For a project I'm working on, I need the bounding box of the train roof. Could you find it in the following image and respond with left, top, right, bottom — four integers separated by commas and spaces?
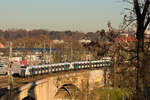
74, 60, 101, 63
102, 57, 111, 60
51, 62, 70, 66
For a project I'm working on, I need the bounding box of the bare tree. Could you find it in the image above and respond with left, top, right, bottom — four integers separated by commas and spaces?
122, 0, 150, 99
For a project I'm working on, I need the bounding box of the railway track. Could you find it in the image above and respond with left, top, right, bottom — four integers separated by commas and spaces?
0, 75, 8, 79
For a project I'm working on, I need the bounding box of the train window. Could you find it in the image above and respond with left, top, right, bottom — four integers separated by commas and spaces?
29, 69, 32, 72
56, 66, 59, 68
36, 68, 39, 71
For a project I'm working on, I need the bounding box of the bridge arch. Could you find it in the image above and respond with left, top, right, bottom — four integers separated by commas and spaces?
22, 96, 36, 100
55, 84, 81, 100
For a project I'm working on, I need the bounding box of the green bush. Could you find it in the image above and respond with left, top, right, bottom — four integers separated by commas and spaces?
97, 87, 130, 100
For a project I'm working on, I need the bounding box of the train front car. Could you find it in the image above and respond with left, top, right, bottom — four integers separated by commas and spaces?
19, 66, 27, 77
19, 65, 32, 77
102, 57, 112, 67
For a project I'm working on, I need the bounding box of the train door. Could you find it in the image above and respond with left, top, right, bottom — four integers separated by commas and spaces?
78, 63, 81, 69
59, 65, 61, 71
62, 64, 65, 71
74, 63, 78, 69
52, 65, 54, 72
54, 65, 57, 72
34, 66, 38, 75
31, 66, 35, 76
65, 64, 69, 70
48, 65, 51, 73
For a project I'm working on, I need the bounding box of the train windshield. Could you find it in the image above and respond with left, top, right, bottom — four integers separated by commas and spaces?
0, 64, 4, 67
21, 66, 27, 69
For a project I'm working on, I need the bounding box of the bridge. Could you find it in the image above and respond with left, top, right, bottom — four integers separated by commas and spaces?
0, 69, 109, 100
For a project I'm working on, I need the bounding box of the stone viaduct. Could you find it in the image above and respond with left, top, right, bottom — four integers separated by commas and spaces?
1, 69, 106, 100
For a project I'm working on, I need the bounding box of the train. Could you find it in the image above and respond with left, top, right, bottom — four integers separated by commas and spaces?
19, 58, 111, 77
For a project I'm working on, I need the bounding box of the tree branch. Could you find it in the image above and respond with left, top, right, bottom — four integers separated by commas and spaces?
144, 17, 150, 30
123, 0, 133, 4
133, 0, 142, 18
142, 0, 150, 18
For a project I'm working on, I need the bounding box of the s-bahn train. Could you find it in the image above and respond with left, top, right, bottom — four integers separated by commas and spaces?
19, 58, 111, 77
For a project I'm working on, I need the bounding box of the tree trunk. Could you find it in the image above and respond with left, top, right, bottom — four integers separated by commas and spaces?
136, 27, 145, 100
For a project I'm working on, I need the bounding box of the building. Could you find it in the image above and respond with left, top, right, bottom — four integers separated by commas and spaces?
0, 42, 5, 48
53, 40, 64, 44
79, 37, 91, 44
115, 32, 136, 43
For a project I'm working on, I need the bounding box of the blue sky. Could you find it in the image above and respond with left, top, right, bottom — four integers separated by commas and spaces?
0, 0, 126, 32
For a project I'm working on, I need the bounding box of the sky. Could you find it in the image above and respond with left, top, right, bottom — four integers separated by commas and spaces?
0, 0, 127, 32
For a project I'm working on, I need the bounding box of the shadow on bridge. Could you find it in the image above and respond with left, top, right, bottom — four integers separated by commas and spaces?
55, 84, 81, 100
22, 81, 36, 100
0, 81, 36, 100
0, 88, 8, 99
22, 96, 35, 100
